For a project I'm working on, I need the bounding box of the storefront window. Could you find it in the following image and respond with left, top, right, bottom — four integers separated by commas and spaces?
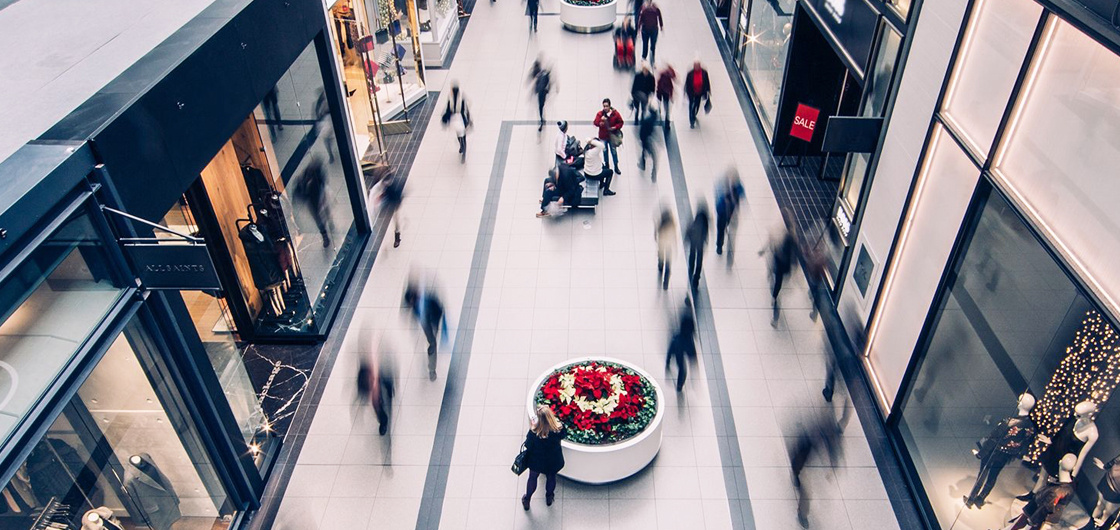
993, 17, 1120, 318
886, 0, 910, 20
416, 0, 453, 48
740, 0, 794, 134
0, 206, 126, 447
0, 316, 233, 529
158, 202, 272, 472
250, 41, 359, 335
328, 0, 426, 158
941, 0, 1041, 158
896, 186, 1120, 530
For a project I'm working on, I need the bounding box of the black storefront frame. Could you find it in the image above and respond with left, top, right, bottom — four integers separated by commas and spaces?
863, 3, 1120, 528
0, 181, 261, 521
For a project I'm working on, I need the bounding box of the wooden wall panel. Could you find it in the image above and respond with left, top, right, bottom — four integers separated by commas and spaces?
200, 139, 263, 318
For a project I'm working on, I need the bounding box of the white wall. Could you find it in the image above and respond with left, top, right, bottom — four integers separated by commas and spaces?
836, 0, 972, 409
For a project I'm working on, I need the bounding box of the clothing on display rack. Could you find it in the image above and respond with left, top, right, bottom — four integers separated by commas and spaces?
123, 454, 180, 530
31, 498, 73, 530
238, 222, 284, 289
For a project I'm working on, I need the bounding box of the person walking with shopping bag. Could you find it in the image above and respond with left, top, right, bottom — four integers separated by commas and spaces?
518, 405, 566, 510
441, 82, 472, 162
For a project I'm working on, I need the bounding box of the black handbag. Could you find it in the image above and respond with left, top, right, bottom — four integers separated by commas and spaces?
512, 442, 529, 475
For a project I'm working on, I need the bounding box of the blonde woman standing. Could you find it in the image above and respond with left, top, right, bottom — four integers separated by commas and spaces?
521, 405, 566, 510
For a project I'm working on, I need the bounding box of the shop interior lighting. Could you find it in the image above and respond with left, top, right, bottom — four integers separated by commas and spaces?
1028, 310, 1120, 461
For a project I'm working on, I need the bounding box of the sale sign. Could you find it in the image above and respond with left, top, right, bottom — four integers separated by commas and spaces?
790, 103, 820, 143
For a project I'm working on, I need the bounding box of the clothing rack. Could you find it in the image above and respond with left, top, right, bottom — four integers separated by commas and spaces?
31, 498, 71, 530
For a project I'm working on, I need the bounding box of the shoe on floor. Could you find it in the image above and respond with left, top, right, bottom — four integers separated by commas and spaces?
546, 493, 554, 506
603, 189, 617, 196
429, 370, 437, 381
522, 495, 530, 511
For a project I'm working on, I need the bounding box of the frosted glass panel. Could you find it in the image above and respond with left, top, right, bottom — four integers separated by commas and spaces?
995, 19, 1120, 317
868, 126, 980, 407
941, 0, 1041, 157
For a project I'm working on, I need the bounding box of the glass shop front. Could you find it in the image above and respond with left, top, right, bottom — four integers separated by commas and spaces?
888, 7, 1120, 529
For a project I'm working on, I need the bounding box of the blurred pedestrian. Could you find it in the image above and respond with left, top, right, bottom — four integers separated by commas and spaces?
714, 168, 745, 263
369, 351, 397, 435
665, 301, 697, 391
594, 98, 624, 177
614, 17, 637, 70
378, 169, 405, 248
637, 107, 660, 181
655, 206, 676, 290
804, 240, 827, 321
638, 0, 663, 64
528, 60, 553, 131
686, 203, 711, 288
760, 216, 797, 326
293, 156, 334, 248
403, 278, 447, 380
684, 61, 711, 128
656, 64, 676, 128
441, 83, 472, 162
313, 90, 337, 163
631, 63, 655, 120
630, 0, 644, 26
521, 405, 566, 510
526, 0, 539, 32
788, 406, 846, 528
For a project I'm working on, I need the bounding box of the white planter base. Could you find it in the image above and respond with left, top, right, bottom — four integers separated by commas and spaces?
560, 0, 617, 33
528, 358, 664, 484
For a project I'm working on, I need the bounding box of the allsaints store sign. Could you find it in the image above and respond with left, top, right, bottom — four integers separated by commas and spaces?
124, 245, 222, 290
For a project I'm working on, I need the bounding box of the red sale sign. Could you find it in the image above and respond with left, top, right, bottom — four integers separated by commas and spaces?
790, 103, 820, 142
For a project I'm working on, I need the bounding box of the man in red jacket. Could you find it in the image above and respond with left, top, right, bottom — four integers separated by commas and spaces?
594, 98, 625, 194
684, 61, 711, 129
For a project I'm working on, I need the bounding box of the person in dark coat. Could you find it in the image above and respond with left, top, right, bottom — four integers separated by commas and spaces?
631, 64, 656, 120
294, 156, 334, 248
714, 169, 745, 261
686, 203, 711, 288
684, 61, 711, 128
638, 1, 663, 64
666, 301, 697, 391
403, 279, 446, 380
379, 171, 405, 248
760, 217, 798, 326
521, 405, 567, 510
656, 64, 676, 127
526, 0, 540, 32
637, 108, 660, 181
537, 176, 561, 218
554, 165, 583, 208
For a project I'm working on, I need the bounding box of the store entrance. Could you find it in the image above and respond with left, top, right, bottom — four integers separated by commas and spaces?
774, 5, 863, 170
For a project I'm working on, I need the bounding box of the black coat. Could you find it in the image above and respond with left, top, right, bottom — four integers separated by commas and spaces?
524, 427, 566, 475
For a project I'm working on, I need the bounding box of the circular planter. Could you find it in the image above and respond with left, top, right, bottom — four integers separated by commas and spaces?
527, 357, 664, 484
560, 0, 617, 33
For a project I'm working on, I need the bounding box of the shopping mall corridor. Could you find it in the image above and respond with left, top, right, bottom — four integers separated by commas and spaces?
268, 0, 904, 528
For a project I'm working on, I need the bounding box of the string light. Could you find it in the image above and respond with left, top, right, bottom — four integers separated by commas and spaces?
1027, 310, 1120, 461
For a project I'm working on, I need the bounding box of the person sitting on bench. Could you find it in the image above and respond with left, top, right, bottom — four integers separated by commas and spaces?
583, 137, 607, 181
537, 176, 562, 218
555, 164, 584, 207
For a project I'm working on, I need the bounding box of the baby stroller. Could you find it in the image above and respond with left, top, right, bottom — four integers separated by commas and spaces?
613, 23, 636, 70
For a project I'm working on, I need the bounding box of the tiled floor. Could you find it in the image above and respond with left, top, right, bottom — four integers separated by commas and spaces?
273, 0, 905, 527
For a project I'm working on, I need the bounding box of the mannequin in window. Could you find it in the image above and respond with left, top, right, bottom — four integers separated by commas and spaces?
1080, 454, 1120, 530
1003, 453, 1077, 530
1020, 401, 1098, 500
964, 392, 1036, 508
123, 454, 180, 530
82, 507, 124, 530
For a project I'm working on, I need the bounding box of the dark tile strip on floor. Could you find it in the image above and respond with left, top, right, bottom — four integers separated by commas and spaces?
664, 127, 756, 530
242, 94, 442, 530
413, 120, 527, 530
695, 0, 925, 527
